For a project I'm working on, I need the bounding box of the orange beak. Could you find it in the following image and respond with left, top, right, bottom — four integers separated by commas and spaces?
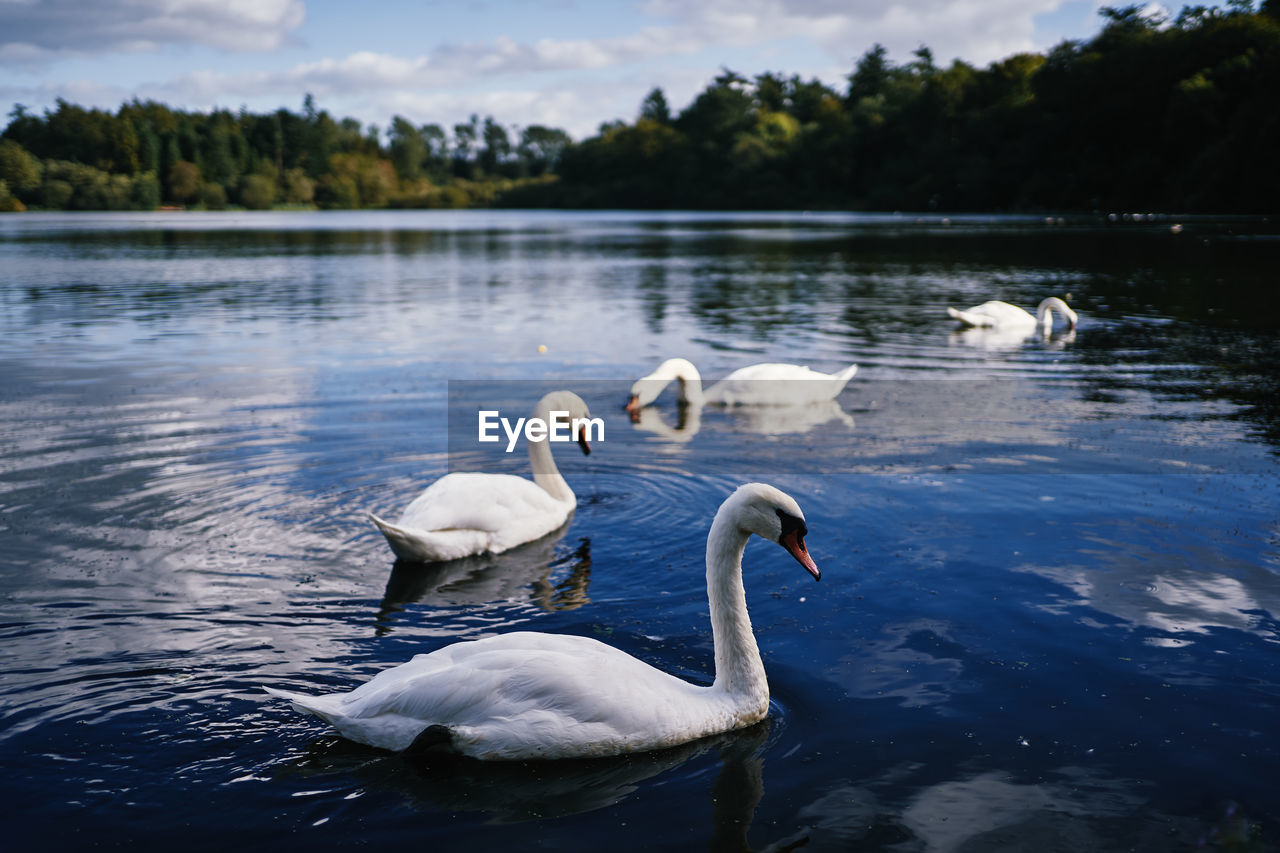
781, 529, 820, 581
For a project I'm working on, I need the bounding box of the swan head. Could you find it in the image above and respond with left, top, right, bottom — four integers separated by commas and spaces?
1036, 297, 1078, 330
535, 390, 594, 455
724, 483, 820, 581
625, 358, 701, 415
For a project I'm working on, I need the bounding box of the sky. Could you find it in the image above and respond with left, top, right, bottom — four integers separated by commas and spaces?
0, 0, 1232, 140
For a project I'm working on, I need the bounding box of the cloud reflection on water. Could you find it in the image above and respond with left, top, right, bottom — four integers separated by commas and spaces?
1017, 523, 1280, 645
826, 619, 970, 709
768, 764, 1197, 853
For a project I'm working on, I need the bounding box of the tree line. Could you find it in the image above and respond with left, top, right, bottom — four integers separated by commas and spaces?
0, 94, 571, 212
2, 2, 1277, 213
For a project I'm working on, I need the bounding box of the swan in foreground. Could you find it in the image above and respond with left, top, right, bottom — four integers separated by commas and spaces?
946, 297, 1078, 332
369, 390, 592, 563
266, 483, 820, 760
625, 358, 858, 413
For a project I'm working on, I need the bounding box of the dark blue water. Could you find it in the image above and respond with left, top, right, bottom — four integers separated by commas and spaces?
1, 210, 1278, 850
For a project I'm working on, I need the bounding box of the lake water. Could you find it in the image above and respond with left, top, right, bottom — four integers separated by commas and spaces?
1, 210, 1278, 851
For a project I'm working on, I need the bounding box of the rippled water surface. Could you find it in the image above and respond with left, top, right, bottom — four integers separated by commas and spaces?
2, 210, 1278, 851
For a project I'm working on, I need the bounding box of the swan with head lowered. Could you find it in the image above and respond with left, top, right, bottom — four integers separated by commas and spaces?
369, 390, 592, 563
266, 483, 820, 760
625, 358, 858, 413
946, 297, 1078, 333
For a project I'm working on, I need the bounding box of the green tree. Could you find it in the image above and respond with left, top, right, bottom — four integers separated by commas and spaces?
388, 116, 424, 182
847, 44, 891, 104
129, 171, 160, 209
0, 179, 22, 212
517, 125, 572, 176
452, 115, 479, 178
282, 167, 315, 204
197, 182, 227, 209
0, 139, 42, 200
238, 172, 277, 209
639, 87, 671, 123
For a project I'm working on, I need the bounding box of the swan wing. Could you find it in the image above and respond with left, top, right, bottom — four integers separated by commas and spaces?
398, 473, 566, 531
708, 362, 858, 405
371, 473, 573, 561
948, 301, 1034, 329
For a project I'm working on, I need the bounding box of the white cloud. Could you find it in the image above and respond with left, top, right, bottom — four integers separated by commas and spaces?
641, 0, 1071, 67
0, 0, 305, 66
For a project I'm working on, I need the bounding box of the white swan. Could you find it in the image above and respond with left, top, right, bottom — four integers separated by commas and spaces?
266, 483, 820, 760
946, 297, 1078, 332
369, 390, 592, 563
625, 358, 858, 412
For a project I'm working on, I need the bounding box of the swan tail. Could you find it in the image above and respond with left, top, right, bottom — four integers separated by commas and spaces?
948, 306, 993, 327
262, 687, 346, 725
835, 363, 859, 383
265, 686, 434, 752
369, 512, 489, 562
369, 512, 444, 562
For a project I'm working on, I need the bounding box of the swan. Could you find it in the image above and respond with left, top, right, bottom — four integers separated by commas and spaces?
625, 357, 858, 412
946, 297, 1078, 332
266, 483, 820, 760
369, 390, 592, 563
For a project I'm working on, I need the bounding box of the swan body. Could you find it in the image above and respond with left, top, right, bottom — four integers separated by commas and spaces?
626, 358, 858, 411
947, 297, 1078, 332
370, 390, 592, 562
267, 483, 820, 760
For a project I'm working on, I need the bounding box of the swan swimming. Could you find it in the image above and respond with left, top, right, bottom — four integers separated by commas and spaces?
946, 297, 1078, 332
369, 390, 592, 563
266, 483, 820, 760
625, 357, 858, 412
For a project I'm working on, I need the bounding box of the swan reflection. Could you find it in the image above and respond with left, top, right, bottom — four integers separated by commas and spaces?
279, 719, 770, 827
630, 401, 703, 442
377, 526, 592, 633
630, 398, 853, 443
949, 325, 1077, 351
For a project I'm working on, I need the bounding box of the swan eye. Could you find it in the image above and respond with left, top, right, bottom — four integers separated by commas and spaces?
774, 508, 807, 542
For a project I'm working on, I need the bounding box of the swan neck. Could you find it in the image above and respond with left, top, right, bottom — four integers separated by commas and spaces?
706, 509, 766, 699
528, 400, 573, 503
678, 372, 705, 406
1036, 297, 1075, 330
657, 359, 703, 405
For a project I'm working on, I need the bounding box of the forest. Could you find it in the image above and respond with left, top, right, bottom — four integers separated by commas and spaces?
1, 2, 1277, 214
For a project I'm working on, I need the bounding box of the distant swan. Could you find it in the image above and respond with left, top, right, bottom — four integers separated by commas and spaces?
947, 297, 1078, 332
266, 483, 820, 760
625, 358, 858, 412
369, 390, 592, 563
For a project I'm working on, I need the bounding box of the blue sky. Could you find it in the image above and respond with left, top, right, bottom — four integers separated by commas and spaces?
0, 1, 1232, 139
